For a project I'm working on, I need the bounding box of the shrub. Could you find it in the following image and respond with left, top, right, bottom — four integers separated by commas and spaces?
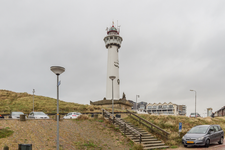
77, 115, 89, 120
133, 144, 144, 150
0, 128, 14, 139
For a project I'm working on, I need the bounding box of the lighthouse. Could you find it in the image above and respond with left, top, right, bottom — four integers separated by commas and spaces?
90, 23, 132, 110
104, 23, 123, 100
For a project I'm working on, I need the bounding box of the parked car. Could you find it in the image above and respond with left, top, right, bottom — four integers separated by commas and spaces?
63, 112, 81, 119
189, 113, 201, 117
0, 114, 3, 118
182, 125, 224, 147
28, 112, 49, 119
11, 112, 25, 119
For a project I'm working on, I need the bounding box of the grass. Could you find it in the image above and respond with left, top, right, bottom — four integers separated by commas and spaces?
124, 114, 225, 148
0, 90, 126, 114
0, 128, 14, 139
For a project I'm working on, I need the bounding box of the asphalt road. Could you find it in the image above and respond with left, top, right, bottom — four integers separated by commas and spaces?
167, 139, 225, 150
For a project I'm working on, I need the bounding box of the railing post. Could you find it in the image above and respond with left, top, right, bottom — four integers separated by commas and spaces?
140, 134, 142, 144
113, 116, 115, 124
102, 109, 104, 120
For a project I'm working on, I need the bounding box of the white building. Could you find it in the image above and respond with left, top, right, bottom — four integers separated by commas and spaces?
146, 102, 186, 116
104, 23, 123, 100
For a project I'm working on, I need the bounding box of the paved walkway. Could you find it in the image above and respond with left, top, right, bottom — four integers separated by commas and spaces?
167, 139, 225, 150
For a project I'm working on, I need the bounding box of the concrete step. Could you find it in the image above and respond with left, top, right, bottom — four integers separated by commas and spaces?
132, 138, 157, 141
141, 141, 162, 144
120, 117, 169, 150
132, 136, 156, 140
143, 143, 165, 147
143, 145, 169, 150
126, 134, 154, 138
125, 134, 154, 138
132, 139, 162, 144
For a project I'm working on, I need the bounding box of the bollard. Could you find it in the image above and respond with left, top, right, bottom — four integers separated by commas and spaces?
91, 113, 94, 117
20, 115, 26, 121
3, 146, 9, 150
116, 114, 121, 118
18, 144, 32, 150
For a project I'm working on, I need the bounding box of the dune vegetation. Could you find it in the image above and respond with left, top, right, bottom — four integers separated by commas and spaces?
125, 114, 225, 147
0, 90, 122, 114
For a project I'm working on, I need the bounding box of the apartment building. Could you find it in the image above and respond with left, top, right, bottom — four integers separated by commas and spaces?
146, 102, 186, 116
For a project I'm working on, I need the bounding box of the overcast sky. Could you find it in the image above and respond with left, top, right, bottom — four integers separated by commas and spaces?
1, 0, 225, 117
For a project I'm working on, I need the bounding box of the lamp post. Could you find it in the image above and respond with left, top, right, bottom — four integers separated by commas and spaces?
50, 66, 65, 150
109, 76, 116, 116
190, 89, 197, 118
136, 95, 140, 111
33, 89, 35, 113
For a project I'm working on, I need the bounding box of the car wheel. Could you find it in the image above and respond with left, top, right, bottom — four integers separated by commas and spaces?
205, 139, 210, 147
70, 117, 72, 119
184, 145, 187, 147
218, 137, 224, 144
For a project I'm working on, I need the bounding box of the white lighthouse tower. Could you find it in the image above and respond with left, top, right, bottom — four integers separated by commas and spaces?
104, 23, 123, 100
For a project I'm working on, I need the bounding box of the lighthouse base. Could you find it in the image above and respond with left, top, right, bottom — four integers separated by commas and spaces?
90, 97, 133, 110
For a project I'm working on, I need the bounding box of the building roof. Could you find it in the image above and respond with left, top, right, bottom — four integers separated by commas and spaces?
109, 26, 117, 31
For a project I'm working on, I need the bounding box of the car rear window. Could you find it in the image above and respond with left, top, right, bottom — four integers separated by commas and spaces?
216, 126, 222, 131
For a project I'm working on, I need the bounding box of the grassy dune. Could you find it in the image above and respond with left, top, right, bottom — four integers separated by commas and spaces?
0, 90, 121, 114
125, 114, 225, 147
0, 116, 141, 150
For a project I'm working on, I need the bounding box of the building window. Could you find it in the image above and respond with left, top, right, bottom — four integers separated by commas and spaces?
169, 105, 173, 108
147, 106, 152, 110
158, 105, 162, 109
110, 37, 113, 39
115, 37, 117, 39
163, 105, 167, 108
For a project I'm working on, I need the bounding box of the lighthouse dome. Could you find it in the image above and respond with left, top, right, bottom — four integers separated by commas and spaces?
107, 26, 118, 35
109, 26, 117, 31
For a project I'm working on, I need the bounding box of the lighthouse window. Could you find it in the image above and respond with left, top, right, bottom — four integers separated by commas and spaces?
110, 37, 113, 39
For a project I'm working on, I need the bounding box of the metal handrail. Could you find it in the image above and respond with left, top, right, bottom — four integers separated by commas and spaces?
102, 109, 142, 143
126, 109, 170, 140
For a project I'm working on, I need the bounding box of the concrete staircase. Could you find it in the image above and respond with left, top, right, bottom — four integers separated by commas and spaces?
118, 119, 169, 150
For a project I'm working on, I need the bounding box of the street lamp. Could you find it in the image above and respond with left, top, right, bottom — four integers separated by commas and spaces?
50, 66, 65, 150
109, 76, 116, 116
136, 95, 140, 111
33, 89, 35, 113
190, 89, 197, 118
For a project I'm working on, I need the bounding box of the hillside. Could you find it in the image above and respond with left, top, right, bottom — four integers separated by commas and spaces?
124, 114, 225, 147
0, 90, 120, 114
0, 117, 138, 150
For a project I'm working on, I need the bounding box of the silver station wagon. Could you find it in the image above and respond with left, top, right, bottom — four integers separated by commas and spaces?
182, 125, 224, 147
